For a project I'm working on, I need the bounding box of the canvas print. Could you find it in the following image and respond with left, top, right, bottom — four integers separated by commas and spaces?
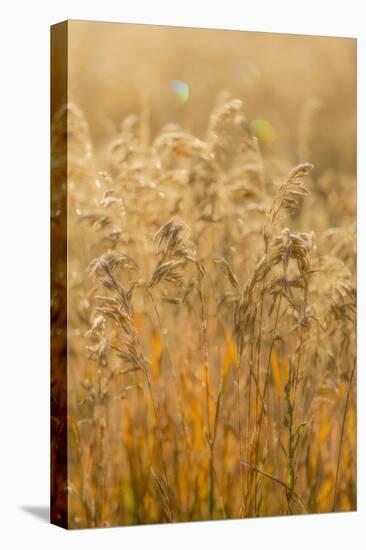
51, 20, 356, 529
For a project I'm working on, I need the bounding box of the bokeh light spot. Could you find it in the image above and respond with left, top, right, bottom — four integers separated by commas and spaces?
170, 80, 189, 104
250, 118, 277, 145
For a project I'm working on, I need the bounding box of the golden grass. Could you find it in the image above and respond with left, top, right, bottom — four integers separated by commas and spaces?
51, 24, 356, 528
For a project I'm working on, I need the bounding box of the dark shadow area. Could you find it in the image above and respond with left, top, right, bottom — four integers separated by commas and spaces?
20, 505, 50, 523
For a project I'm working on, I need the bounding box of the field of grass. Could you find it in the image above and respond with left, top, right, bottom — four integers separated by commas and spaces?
51, 21, 356, 528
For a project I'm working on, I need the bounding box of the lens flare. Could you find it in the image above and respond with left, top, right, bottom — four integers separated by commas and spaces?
170, 80, 189, 104
250, 119, 277, 145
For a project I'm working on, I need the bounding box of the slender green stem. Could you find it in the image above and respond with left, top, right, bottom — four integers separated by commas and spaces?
255, 290, 284, 463
247, 319, 256, 463
143, 368, 174, 521
197, 266, 214, 518
255, 287, 265, 425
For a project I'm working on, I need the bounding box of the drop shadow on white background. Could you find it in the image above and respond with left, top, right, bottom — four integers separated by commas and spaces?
20, 506, 50, 524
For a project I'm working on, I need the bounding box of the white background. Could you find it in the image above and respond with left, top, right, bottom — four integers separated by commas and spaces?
0, 0, 364, 548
